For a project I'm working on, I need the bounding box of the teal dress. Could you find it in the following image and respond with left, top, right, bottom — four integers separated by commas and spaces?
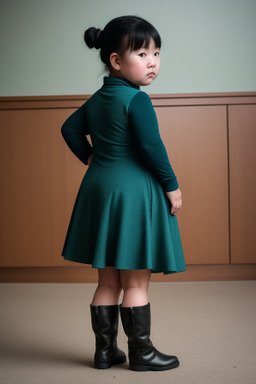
61, 77, 186, 274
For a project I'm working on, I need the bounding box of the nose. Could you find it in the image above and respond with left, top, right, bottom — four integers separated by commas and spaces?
147, 55, 156, 68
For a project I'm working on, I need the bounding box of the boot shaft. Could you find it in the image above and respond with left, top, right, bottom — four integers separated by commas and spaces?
90, 304, 126, 369
90, 305, 119, 336
120, 303, 153, 349
90, 305, 119, 350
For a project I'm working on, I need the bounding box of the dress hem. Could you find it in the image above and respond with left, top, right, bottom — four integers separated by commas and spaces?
62, 255, 186, 275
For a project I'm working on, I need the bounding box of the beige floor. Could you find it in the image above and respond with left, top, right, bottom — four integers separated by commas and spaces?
0, 281, 256, 384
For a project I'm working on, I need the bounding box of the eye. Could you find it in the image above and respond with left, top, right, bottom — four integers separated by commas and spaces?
154, 52, 160, 57
138, 53, 146, 58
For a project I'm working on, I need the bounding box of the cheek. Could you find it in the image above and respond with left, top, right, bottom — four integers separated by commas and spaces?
156, 60, 161, 74
137, 60, 147, 71
130, 62, 144, 76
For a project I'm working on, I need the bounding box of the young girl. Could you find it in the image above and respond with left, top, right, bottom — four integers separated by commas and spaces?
61, 15, 186, 372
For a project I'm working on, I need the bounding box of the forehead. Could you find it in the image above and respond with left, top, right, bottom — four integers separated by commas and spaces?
126, 27, 161, 51
133, 38, 159, 51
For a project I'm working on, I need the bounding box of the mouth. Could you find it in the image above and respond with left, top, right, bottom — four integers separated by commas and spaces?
147, 72, 155, 77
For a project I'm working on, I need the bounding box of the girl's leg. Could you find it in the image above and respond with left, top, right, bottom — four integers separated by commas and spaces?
91, 267, 122, 306
90, 267, 125, 369
119, 269, 179, 371
120, 269, 151, 307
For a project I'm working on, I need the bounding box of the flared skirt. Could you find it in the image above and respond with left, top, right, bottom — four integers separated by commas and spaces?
61, 160, 186, 274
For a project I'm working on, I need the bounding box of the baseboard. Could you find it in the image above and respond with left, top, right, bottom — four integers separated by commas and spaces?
0, 264, 255, 283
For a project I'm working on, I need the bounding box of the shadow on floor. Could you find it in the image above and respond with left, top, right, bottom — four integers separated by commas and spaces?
0, 339, 95, 368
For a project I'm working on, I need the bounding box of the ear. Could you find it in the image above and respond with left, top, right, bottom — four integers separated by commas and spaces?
109, 52, 121, 71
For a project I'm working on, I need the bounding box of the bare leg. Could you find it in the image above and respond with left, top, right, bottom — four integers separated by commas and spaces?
91, 267, 122, 306
120, 269, 151, 307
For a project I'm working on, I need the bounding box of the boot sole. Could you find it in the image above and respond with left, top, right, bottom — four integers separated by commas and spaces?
94, 356, 126, 369
129, 360, 179, 372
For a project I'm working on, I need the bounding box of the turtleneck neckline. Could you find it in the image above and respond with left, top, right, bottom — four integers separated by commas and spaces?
103, 76, 140, 90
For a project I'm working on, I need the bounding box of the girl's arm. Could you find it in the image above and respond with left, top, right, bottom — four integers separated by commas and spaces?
129, 91, 178, 192
128, 91, 181, 214
61, 102, 93, 165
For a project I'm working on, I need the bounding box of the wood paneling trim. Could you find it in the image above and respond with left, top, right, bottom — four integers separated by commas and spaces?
0, 265, 255, 283
229, 105, 256, 263
0, 92, 256, 110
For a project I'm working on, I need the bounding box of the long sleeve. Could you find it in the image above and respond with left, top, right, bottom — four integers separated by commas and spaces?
128, 91, 179, 192
61, 101, 93, 165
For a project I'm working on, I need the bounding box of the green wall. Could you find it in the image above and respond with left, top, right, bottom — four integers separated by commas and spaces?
0, 0, 255, 96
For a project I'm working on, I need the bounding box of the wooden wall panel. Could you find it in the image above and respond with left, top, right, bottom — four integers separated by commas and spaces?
229, 105, 256, 263
156, 106, 229, 264
0, 92, 256, 281
0, 108, 86, 266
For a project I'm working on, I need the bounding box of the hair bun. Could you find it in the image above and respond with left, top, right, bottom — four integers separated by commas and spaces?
84, 27, 102, 49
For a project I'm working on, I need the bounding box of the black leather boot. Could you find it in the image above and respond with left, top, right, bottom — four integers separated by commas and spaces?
90, 304, 126, 369
120, 303, 179, 371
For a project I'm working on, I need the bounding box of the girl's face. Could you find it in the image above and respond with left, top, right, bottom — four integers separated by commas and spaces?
111, 38, 161, 87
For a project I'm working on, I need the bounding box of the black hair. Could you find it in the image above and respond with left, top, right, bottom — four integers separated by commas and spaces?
84, 16, 161, 68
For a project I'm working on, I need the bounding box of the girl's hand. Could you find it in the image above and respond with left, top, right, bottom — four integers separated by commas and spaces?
166, 188, 182, 215
87, 153, 93, 165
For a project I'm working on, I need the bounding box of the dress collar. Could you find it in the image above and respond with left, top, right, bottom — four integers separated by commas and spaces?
103, 76, 140, 90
